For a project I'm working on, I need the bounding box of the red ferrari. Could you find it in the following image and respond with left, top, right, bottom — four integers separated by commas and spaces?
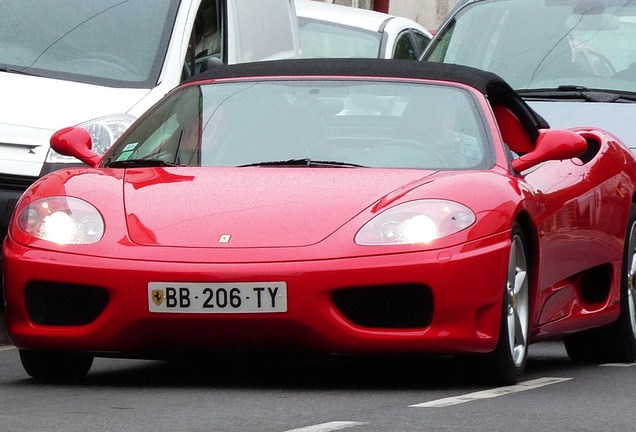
4, 59, 636, 384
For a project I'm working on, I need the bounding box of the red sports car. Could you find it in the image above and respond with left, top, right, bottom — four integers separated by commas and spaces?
4, 59, 636, 384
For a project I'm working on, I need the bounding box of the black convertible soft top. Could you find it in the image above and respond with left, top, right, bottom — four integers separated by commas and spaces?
189, 58, 550, 133
193, 58, 504, 94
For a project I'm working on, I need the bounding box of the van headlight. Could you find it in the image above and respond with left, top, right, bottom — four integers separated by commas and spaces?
45, 114, 136, 165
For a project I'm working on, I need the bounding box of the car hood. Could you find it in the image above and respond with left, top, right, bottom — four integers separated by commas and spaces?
123, 168, 436, 248
527, 100, 636, 153
0, 72, 149, 131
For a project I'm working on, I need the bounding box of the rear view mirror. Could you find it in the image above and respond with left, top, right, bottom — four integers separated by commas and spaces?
512, 129, 587, 172
50, 127, 101, 168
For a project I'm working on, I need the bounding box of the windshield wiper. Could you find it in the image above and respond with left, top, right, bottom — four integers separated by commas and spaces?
106, 159, 182, 168
239, 158, 365, 168
517, 86, 636, 103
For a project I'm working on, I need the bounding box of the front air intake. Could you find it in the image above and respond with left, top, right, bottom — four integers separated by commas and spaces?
332, 284, 433, 329
25, 282, 109, 326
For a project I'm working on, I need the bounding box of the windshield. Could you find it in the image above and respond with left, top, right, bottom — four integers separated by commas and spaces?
425, 0, 636, 94
0, 0, 179, 88
105, 79, 492, 170
298, 17, 383, 58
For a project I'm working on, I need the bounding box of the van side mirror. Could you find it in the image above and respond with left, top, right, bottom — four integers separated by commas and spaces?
512, 129, 587, 172
50, 127, 101, 168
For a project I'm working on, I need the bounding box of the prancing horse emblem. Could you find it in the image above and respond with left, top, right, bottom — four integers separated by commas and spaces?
151, 289, 164, 306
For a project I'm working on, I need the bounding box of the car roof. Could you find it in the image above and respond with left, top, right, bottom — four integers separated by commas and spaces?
295, 0, 403, 32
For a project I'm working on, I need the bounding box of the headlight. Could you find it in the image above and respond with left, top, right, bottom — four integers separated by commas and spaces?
46, 114, 136, 164
355, 200, 476, 246
17, 196, 105, 245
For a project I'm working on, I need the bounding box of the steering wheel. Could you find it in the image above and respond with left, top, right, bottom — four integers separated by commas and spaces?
375, 138, 445, 167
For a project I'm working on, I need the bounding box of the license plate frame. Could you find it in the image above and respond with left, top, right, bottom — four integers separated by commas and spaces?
148, 282, 287, 314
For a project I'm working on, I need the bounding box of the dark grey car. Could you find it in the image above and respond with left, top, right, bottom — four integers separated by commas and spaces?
422, 0, 636, 152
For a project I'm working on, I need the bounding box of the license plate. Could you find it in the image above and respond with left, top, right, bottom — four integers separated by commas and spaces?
148, 282, 287, 313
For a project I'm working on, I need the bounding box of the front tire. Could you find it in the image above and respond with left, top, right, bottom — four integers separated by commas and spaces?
19, 349, 94, 382
466, 223, 530, 385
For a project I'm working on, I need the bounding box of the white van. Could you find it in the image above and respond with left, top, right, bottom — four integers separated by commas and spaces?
295, 0, 432, 60
0, 0, 300, 242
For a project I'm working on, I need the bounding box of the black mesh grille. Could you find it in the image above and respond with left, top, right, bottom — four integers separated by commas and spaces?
0, 173, 37, 191
25, 282, 109, 326
332, 284, 433, 329
578, 138, 601, 164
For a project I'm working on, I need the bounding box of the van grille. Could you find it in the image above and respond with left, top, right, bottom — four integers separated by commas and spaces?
0, 173, 37, 191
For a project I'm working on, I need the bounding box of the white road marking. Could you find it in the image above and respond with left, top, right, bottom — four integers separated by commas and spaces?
600, 363, 636, 367
284, 421, 367, 432
410, 377, 572, 408
0, 345, 15, 352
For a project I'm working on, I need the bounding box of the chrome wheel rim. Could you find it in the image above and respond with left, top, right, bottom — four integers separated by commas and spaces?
627, 221, 636, 337
507, 234, 529, 367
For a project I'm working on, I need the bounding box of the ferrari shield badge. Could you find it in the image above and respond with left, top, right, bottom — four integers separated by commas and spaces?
151, 289, 164, 306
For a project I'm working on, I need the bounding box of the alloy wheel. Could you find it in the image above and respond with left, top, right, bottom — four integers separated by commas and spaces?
506, 234, 529, 368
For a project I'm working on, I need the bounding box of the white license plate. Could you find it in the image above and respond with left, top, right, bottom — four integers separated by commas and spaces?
148, 282, 287, 313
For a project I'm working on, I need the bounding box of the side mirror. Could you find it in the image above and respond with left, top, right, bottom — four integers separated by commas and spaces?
511, 129, 587, 172
50, 127, 101, 168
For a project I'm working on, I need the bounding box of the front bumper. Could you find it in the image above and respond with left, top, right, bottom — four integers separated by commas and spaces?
3, 231, 510, 356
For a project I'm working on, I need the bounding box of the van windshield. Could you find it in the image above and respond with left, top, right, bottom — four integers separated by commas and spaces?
0, 0, 179, 88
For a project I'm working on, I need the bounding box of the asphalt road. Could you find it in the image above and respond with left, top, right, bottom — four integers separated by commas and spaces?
2, 340, 636, 431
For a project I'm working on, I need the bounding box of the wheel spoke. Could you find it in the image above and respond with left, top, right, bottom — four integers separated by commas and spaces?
628, 225, 636, 336
507, 243, 518, 283
514, 308, 527, 346
514, 270, 527, 296
627, 228, 636, 336
628, 287, 636, 335
507, 306, 516, 351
